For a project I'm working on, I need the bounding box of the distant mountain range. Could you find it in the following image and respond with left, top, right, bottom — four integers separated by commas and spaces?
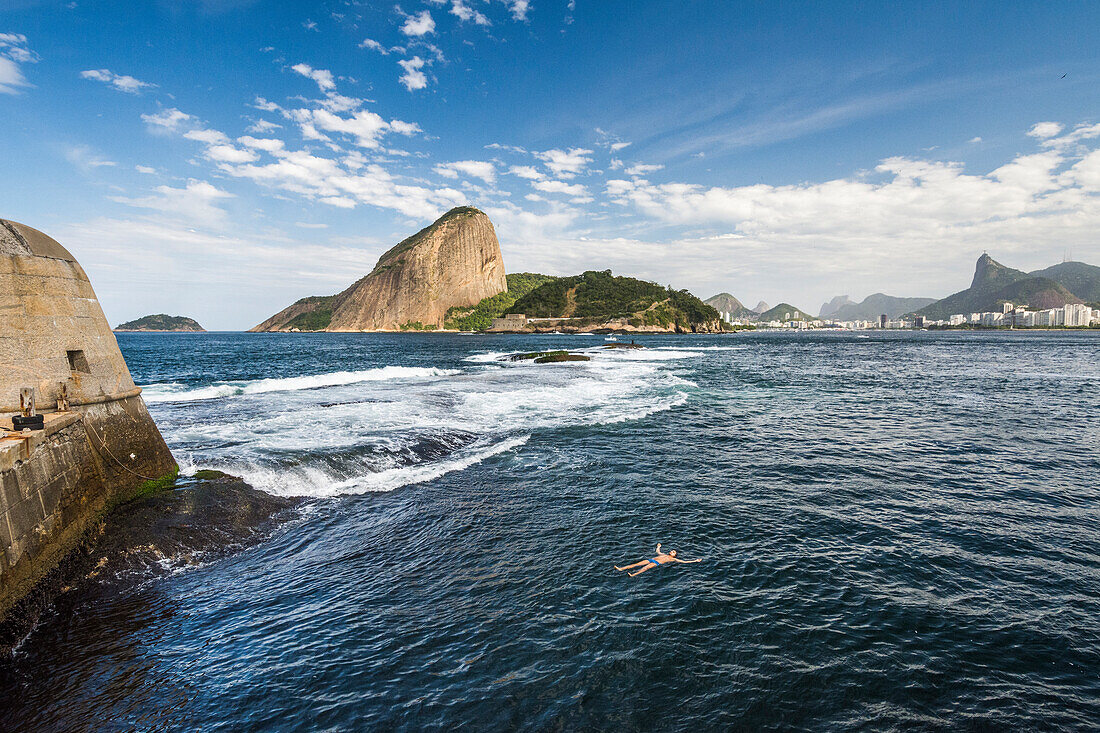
916, 255, 1100, 320
820, 293, 937, 321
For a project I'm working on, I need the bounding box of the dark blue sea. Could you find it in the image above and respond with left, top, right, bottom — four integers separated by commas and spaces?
3, 331, 1099, 731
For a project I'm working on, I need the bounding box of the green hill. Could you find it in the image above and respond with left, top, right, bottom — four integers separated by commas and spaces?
115, 314, 205, 332
756, 303, 813, 322
1029, 261, 1100, 303
444, 272, 556, 331
511, 270, 721, 330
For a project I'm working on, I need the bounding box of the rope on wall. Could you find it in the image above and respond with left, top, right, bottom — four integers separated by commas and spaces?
83, 418, 164, 482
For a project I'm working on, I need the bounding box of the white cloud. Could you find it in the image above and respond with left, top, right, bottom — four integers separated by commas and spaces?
505, 0, 530, 21
508, 165, 543, 180
401, 10, 436, 36
204, 144, 259, 163
398, 56, 428, 91
253, 97, 282, 113
1042, 122, 1100, 151
625, 163, 664, 176
388, 119, 421, 136
969, 136, 982, 144
216, 145, 467, 219
535, 147, 593, 178
111, 179, 234, 225
288, 107, 418, 149
0, 33, 38, 94
142, 108, 196, 132
79, 68, 155, 94
183, 128, 230, 145
238, 135, 285, 152
65, 145, 117, 171
434, 159, 496, 182
534, 179, 587, 196
1027, 121, 1064, 139
359, 38, 388, 54
611, 142, 631, 151
291, 63, 335, 91
135, 165, 157, 174
247, 119, 282, 133
451, 0, 490, 25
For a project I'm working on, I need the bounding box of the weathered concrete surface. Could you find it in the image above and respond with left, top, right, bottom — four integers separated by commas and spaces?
0, 219, 177, 623
252, 206, 507, 331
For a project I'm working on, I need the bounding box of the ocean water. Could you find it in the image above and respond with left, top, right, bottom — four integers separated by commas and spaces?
2, 330, 1099, 731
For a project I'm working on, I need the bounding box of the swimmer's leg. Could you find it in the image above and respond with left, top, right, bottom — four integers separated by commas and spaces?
615, 561, 648, 571
628, 563, 656, 577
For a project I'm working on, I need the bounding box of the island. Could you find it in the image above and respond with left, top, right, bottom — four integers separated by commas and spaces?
114, 314, 205, 332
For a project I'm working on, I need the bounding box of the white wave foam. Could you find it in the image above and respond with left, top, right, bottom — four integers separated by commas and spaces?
143, 366, 459, 403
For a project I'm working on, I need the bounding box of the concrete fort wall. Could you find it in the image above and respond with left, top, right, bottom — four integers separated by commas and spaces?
0, 219, 177, 623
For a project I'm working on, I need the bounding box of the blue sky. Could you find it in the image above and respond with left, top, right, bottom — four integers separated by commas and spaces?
2, 0, 1099, 328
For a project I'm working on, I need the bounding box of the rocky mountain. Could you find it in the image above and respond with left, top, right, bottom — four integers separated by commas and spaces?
824, 293, 937, 321
252, 207, 507, 332
756, 303, 814, 322
819, 295, 853, 318
704, 292, 756, 319
115, 314, 205, 332
917, 254, 1095, 320
752, 301, 770, 314
505, 270, 724, 333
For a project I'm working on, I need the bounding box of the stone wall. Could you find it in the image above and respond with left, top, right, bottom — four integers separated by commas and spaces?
0, 219, 177, 622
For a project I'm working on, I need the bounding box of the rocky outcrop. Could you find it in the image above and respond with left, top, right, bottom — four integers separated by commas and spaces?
253, 207, 507, 332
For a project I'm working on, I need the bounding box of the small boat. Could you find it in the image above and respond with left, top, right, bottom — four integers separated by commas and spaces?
605, 336, 618, 342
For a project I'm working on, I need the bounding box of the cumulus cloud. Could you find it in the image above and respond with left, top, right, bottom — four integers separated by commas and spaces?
625, 163, 664, 177
142, 107, 197, 132
0, 32, 38, 94
534, 179, 587, 196
401, 10, 435, 36
505, 0, 530, 21
509, 165, 543, 180
1027, 121, 1064, 139
450, 0, 490, 25
398, 56, 428, 91
247, 118, 282, 133
535, 147, 593, 178
80, 68, 155, 94
359, 38, 388, 54
111, 179, 234, 225
289, 107, 420, 149
291, 62, 335, 91
434, 159, 496, 182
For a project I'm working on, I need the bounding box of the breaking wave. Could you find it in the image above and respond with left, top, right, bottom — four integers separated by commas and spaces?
142, 366, 459, 403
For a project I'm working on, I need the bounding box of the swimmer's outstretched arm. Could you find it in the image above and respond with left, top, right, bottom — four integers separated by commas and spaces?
655, 543, 662, 554
674, 558, 702, 563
